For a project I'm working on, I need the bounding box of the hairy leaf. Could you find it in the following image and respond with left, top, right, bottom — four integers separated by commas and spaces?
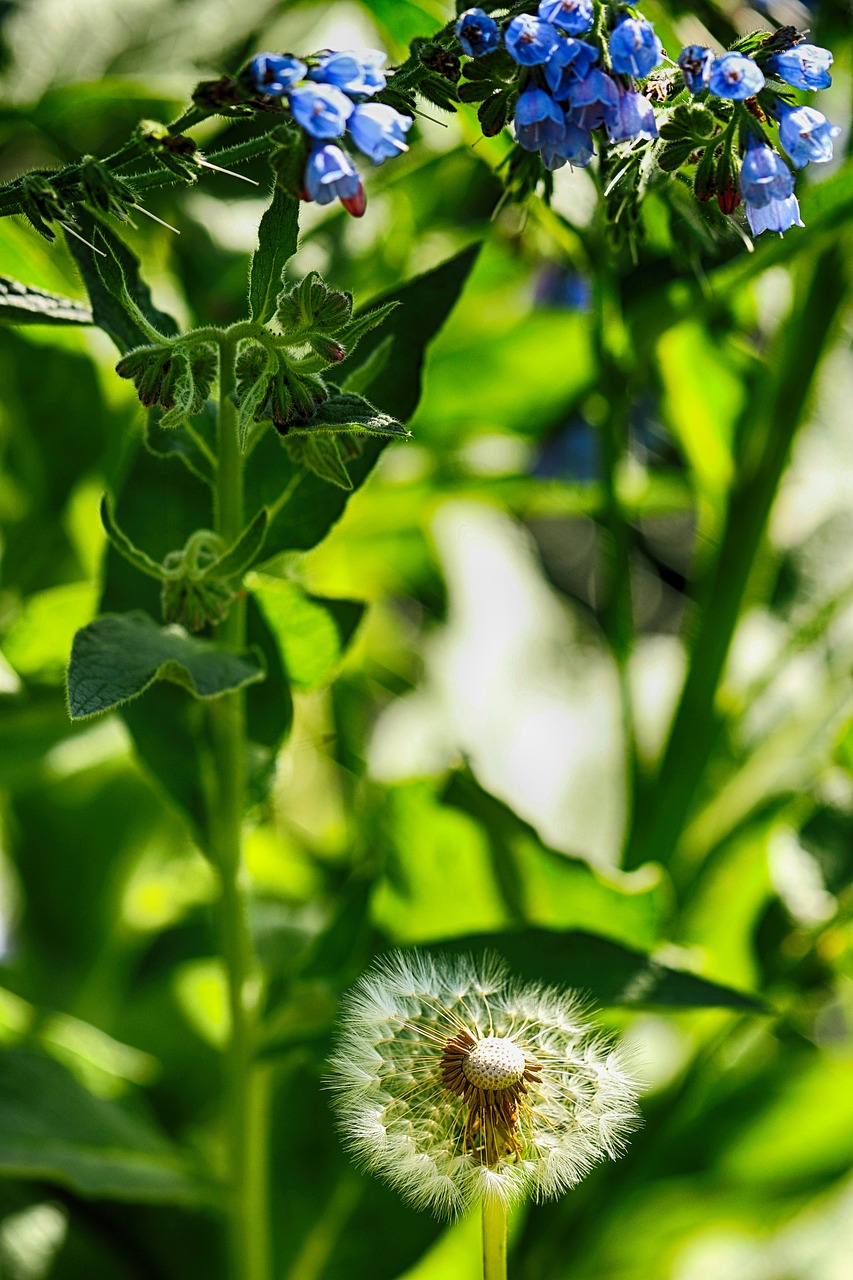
249, 184, 300, 325
0, 275, 92, 325
67, 611, 265, 720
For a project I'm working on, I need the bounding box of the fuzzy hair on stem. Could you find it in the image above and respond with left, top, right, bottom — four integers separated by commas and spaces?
327, 950, 642, 1218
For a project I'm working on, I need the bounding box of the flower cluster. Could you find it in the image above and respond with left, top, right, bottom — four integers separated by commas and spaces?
246, 49, 413, 216
675, 37, 838, 236
328, 951, 640, 1217
456, 3, 664, 175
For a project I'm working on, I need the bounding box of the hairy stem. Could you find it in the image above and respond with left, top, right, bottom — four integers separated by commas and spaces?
483, 1198, 508, 1280
211, 333, 271, 1280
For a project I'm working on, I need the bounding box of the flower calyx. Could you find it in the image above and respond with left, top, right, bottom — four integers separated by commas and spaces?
116, 339, 217, 428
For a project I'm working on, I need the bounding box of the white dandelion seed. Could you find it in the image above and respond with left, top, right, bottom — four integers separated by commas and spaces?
327, 950, 642, 1219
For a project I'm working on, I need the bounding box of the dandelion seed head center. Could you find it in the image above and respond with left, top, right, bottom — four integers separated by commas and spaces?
462, 1036, 526, 1090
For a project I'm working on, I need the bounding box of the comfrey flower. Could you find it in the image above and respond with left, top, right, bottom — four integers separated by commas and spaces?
607, 89, 658, 144
247, 52, 307, 96
515, 87, 566, 151
765, 44, 833, 92
678, 45, 713, 94
608, 16, 663, 80
289, 82, 353, 138
545, 38, 599, 100
348, 103, 412, 162
541, 121, 595, 170
505, 14, 560, 66
775, 102, 840, 168
746, 193, 803, 237
328, 951, 641, 1217
739, 135, 793, 208
708, 52, 765, 100
567, 67, 620, 128
456, 8, 501, 58
538, 0, 594, 35
309, 49, 386, 96
305, 143, 363, 209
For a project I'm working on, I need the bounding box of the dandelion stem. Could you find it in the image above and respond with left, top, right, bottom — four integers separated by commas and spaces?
482, 1198, 508, 1280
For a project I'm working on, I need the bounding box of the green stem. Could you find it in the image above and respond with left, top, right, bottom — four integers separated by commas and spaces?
483, 1199, 508, 1280
211, 333, 271, 1280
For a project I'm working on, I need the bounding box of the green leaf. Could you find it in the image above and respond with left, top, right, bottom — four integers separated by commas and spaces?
100, 496, 165, 581
248, 184, 300, 325
291, 390, 407, 439
210, 507, 269, 579
0, 275, 92, 325
248, 574, 364, 691
0, 1048, 214, 1205
64, 215, 178, 353
341, 333, 393, 396
336, 301, 399, 363
285, 434, 354, 490
430, 928, 766, 1010
328, 243, 481, 422
67, 611, 265, 720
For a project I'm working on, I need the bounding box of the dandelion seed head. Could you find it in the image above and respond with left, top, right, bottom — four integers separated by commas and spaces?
328, 950, 642, 1217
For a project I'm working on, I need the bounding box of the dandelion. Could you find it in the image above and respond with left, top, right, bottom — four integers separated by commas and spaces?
328, 951, 641, 1278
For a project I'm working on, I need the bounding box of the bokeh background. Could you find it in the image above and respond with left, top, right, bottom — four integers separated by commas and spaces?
1, 0, 853, 1277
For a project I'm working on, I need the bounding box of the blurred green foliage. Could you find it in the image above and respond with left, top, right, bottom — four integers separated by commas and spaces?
1, 1, 853, 1278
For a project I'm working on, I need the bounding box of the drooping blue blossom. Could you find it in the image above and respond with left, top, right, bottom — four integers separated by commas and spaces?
538, 0, 594, 35
305, 143, 362, 205
348, 103, 413, 162
455, 8, 501, 58
608, 16, 663, 79
514, 86, 566, 150
765, 44, 833, 91
606, 89, 658, 143
775, 102, 840, 168
739, 135, 793, 207
505, 14, 560, 65
541, 120, 595, 169
289, 82, 354, 137
544, 37, 599, 99
247, 52, 307, 96
745, 192, 803, 236
708, 52, 765, 100
567, 67, 620, 129
677, 45, 713, 94
309, 49, 386, 96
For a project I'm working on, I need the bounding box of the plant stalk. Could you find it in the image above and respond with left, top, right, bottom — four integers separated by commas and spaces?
211, 334, 271, 1280
482, 1198, 508, 1280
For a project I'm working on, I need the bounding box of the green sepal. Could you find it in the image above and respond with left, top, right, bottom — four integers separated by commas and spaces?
276, 271, 352, 335
334, 300, 399, 363
659, 103, 716, 142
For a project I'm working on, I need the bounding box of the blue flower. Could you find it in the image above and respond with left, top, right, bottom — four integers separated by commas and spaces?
514, 86, 566, 151
765, 44, 833, 92
247, 52, 307, 96
606, 89, 658, 143
746, 192, 803, 236
708, 52, 765, 100
567, 68, 620, 129
545, 38, 599, 100
739, 135, 793, 207
305, 143, 362, 205
776, 102, 840, 169
538, 0, 594, 35
455, 8, 501, 58
309, 49, 386, 96
608, 16, 663, 79
505, 14, 560, 65
289, 83, 354, 138
677, 45, 713, 94
541, 120, 595, 169
348, 103, 413, 162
